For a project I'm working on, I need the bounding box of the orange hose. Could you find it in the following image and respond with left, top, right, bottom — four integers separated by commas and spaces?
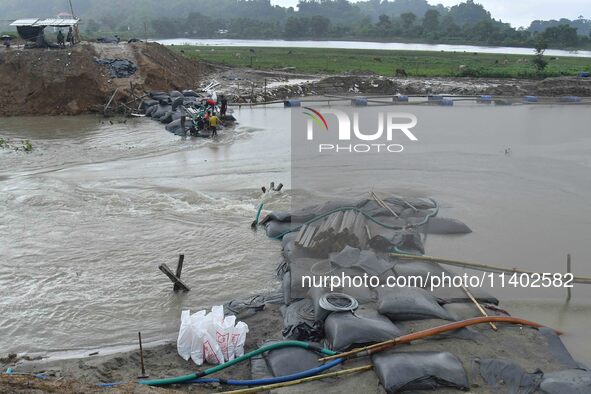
319, 316, 562, 361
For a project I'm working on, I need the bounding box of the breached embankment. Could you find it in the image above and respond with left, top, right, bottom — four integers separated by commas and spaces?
0, 42, 213, 116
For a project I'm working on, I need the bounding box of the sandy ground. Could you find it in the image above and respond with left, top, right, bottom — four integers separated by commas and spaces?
2, 300, 584, 394
1, 304, 284, 393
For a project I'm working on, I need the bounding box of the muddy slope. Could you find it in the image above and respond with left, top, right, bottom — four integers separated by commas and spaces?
0, 42, 213, 116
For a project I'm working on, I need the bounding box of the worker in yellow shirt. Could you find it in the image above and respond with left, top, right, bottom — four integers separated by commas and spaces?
208, 112, 219, 137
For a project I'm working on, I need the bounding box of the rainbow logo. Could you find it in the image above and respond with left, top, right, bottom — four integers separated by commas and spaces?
303, 107, 328, 130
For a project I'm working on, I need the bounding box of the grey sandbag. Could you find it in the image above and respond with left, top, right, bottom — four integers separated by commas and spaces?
149, 90, 167, 98
377, 287, 453, 321
250, 353, 273, 380
422, 217, 472, 234
540, 369, 591, 394
263, 341, 322, 377
182, 89, 199, 97
140, 99, 158, 111
171, 96, 184, 111
288, 258, 326, 300
160, 110, 176, 124
165, 119, 185, 135
145, 104, 158, 117
260, 211, 292, 224
170, 90, 184, 98
538, 327, 580, 369
324, 309, 401, 351
474, 358, 543, 394
393, 259, 451, 288
329, 246, 395, 276
281, 299, 323, 341
265, 220, 296, 239
372, 351, 469, 392
152, 104, 172, 120
433, 285, 499, 305
444, 302, 508, 321
282, 271, 292, 305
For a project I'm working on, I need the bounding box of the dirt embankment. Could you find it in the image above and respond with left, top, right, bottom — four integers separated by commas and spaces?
264, 74, 591, 100
0, 42, 214, 116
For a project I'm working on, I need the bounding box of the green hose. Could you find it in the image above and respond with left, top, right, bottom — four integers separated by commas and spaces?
138, 341, 337, 386
272, 199, 439, 240
255, 202, 264, 224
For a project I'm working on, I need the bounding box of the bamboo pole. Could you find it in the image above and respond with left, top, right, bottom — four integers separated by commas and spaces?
218, 365, 373, 394
389, 253, 591, 284
461, 285, 497, 331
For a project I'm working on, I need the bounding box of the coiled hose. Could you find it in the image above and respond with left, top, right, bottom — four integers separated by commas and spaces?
271, 199, 439, 240
138, 340, 337, 386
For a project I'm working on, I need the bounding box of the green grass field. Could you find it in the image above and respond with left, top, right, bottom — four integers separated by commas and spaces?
173, 45, 591, 79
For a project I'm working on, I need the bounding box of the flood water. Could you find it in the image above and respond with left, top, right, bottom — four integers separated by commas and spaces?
1, 103, 591, 365
156, 38, 591, 58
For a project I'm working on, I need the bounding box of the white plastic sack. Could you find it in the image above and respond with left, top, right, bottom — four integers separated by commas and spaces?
201, 306, 225, 365
189, 310, 206, 365
216, 315, 236, 361
232, 322, 249, 358
177, 310, 192, 361
177, 305, 248, 365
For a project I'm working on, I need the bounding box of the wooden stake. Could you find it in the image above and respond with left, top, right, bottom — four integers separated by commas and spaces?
138, 332, 149, 379
159, 263, 190, 291
173, 254, 184, 292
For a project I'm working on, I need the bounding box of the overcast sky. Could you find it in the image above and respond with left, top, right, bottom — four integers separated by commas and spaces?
271, 0, 589, 29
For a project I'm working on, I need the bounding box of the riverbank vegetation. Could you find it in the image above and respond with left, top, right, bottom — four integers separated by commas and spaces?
174, 45, 591, 79
2, 0, 591, 51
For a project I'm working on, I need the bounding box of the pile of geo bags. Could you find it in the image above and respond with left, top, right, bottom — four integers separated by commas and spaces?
177, 305, 249, 365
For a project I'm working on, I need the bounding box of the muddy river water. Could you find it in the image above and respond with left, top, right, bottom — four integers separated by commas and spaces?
1, 103, 591, 364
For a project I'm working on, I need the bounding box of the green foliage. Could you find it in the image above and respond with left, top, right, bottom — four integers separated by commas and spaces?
175, 45, 589, 79
0, 137, 33, 152
22, 140, 33, 152
1, 0, 590, 50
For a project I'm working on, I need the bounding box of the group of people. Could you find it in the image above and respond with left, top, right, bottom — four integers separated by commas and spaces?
179, 95, 228, 138
56, 27, 75, 48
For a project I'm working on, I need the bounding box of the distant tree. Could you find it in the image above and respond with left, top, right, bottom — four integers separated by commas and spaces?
422, 10, 440, 32
310, 16, 330, 37
532, 38, 548, 72
376, 14, 393, 34
400, 12, 417, 30
541, 24, 579, 47
449, 0, 491, 26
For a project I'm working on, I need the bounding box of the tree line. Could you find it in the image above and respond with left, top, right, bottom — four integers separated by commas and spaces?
1, 0, 590, 49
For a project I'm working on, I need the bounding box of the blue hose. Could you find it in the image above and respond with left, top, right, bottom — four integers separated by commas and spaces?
187, 358, 343, 386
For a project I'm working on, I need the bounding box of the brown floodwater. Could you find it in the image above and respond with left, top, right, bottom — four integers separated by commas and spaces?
0, 103, 590, 365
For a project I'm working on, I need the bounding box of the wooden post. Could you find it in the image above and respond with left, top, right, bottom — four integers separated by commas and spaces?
264, 78, 267, 102
567, 254, 572, 301
159, 263, 190, 291
173, 254, 184, 292
104, 88, 119, 117
138, 332, 149, 379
